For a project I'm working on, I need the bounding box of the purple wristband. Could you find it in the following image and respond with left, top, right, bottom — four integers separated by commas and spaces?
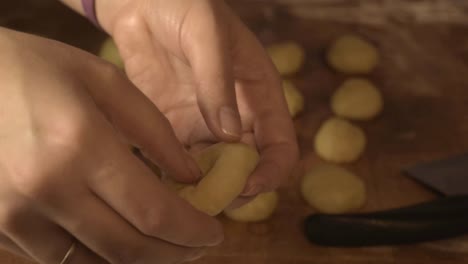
82, 0, 100, 28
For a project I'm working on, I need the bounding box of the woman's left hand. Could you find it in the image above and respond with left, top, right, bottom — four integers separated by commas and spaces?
98, 0, 299, 198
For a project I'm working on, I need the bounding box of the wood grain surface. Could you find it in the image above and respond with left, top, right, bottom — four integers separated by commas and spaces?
1, 0, 468, 263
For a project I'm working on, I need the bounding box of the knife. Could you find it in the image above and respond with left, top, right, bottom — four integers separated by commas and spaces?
304, 153, 468, 247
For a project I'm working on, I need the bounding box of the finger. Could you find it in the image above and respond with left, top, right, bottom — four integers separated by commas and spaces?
86, 138, 223, 247
226, 196, 255, 211
229, 16, 299, 196
181, 1, 242, 141
48, 189, 205, 264
243, 133, 299, 196
0, 204, 105, 264
239, 78, 299, 195
0, 234, 31, 261
81, 57, 200, 183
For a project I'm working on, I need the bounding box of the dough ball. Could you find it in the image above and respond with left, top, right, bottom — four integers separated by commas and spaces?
331, 78, 383, 120
314, 117, 366, 163
224, 192, 278, 222
283, 80, 304, 117
301, 164, 366, 214
267, 41, 305, 76
99, 38, 124, 69
327, 34, 379, 74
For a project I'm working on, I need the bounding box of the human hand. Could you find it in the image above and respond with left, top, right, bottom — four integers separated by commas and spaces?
0, 28, 222, 264
98, 0, 299, 199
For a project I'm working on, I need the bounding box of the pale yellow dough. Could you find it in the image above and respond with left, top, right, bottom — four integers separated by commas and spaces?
331, 78, 383, 120
99, 38, 124, 69
314, 117, 366, 163
327, 34, 379, 74
283, 80, 304, 117
267, 41, 305, 76
301, 164, 366, 214
173, 143, 259, 216
224, 191, 278, 222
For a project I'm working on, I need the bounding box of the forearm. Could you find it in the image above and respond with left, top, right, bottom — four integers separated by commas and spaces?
59, 0, 120, 33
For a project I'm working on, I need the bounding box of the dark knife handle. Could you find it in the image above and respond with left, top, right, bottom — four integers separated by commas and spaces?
304, 196, 468, 247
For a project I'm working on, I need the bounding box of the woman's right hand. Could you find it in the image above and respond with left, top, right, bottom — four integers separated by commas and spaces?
0, 27, 222, 264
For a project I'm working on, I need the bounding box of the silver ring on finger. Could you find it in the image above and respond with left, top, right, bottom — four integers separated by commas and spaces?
59, 240, 77, 264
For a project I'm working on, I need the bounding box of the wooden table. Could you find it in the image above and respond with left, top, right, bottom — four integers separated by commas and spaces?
1, 1, 468, 263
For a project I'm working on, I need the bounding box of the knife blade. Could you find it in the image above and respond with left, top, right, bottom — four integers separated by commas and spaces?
304, 153, 468, 247
405, 153, 468, 196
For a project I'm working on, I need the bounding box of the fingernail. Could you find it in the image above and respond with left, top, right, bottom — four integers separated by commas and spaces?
241, 184, 264, 197
219, 107, 241, 138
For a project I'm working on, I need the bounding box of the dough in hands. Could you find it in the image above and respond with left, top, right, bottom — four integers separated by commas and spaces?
99, 38, 124, 69
283, 80, 304, 117
267, 41, 305, 76
331, 78, 383, 120
314, 117, 366, 163
224, 191, 278, 222
172, 143, 260, 216
327, 34, 379, 74
301, 164, 366, 214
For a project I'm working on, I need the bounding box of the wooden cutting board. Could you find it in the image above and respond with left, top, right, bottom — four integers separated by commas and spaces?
1, 1, 468, 263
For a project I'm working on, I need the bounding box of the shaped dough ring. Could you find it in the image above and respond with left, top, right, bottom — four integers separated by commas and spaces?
175, 143, 260, 216
224, 191, 278, 222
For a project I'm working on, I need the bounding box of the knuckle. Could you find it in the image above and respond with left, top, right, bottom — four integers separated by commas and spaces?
93, 159, 120, 187
9, 163, 54, 201
39, 110, 89, 153
15, 176, 54, 201
9, 127, 87, 201
135, 203, 170, 237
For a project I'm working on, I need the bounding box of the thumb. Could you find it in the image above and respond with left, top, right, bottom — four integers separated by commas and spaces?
182, 1, 242, 142
81, 61, 201, 183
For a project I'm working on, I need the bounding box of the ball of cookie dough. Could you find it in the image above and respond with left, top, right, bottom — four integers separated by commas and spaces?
314, 117, 366, 163
267, 41, 305, 76
99, 38, 124, 69
331, 78, 383, 120
224, 192, 279, 222
327, 34, 379, 74
283, 80, 304, 117
301, 164, 366, 214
